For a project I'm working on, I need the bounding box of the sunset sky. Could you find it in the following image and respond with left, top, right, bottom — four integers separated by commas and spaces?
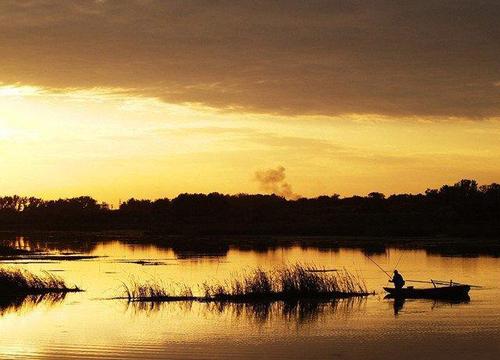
1, 1, 500, 204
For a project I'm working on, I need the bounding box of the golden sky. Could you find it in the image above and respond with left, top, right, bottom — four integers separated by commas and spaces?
1, 1, 500, 204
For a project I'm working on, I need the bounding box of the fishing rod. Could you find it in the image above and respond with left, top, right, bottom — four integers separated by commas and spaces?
364, 254, 392, 279
363, 254, 484, 288
393, 252, 404, 272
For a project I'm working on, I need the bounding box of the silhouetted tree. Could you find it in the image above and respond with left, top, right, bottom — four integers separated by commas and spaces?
1, 179, 500, 236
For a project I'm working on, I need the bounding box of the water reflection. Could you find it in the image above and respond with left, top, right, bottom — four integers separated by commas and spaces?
360, 244, 387, 256
0, 234, 100, 254
385, 296, 471, 316
0, 293, 67, 317
125, 298, 195, 316
393, 297, 405, 315
2, 233, 500, 259
126, 297, 366, 325
426, 245, 500, 258
0, 235, 498, 360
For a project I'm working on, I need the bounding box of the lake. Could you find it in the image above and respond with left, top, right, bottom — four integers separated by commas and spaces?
0, 235, 499, 359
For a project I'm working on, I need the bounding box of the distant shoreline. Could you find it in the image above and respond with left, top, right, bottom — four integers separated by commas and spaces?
2, 179, 500, 239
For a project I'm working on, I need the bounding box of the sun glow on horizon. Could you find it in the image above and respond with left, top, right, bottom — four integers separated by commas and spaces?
1, 83, 500, 206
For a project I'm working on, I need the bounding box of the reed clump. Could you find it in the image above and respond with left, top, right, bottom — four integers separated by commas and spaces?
123, 264, 369, 302
203, 264, 368, 301
122, 278, 194, 301
0, 267, 81, 295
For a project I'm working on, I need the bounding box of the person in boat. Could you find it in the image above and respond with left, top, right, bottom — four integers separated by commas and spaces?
390, 270, 405, 290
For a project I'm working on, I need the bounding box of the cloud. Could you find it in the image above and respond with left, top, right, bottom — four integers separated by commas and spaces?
254, 166, 300, 199
0, 1, 500, 118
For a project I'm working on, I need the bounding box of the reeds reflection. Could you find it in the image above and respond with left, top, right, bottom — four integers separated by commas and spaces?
126, 297, 366, 325
0, 292, 67, 317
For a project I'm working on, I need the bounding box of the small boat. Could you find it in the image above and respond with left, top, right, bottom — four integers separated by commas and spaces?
384, 284, 470, 299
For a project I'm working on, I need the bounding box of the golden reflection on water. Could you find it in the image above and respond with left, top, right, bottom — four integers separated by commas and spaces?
0, 293, 67, 318
126, 297, 367, 325
0, 237, 499, 359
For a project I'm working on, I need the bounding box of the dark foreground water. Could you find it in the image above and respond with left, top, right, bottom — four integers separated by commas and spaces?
0, 236, 499, 359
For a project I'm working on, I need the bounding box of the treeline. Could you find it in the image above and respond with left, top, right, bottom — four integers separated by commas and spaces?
1, 179, 500, 236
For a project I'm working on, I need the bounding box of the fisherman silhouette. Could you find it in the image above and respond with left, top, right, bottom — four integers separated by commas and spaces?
390, 270, 405, 290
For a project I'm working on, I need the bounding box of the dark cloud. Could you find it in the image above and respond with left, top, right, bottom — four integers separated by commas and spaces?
1, 0, 499, 117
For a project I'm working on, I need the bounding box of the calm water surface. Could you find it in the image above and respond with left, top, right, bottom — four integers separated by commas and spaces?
0, 237, 499, 359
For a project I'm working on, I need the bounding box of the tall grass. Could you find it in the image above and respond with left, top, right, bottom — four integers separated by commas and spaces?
122, 278, 194, 301
0, 268, 80, 295
123, 264, 370, 302
202, 264, 368, 300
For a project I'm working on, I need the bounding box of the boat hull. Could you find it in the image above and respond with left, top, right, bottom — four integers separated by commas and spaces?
383, 285, 470, 299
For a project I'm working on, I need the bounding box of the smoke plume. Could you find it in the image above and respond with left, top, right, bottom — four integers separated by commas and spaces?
254, 166, 300, 200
